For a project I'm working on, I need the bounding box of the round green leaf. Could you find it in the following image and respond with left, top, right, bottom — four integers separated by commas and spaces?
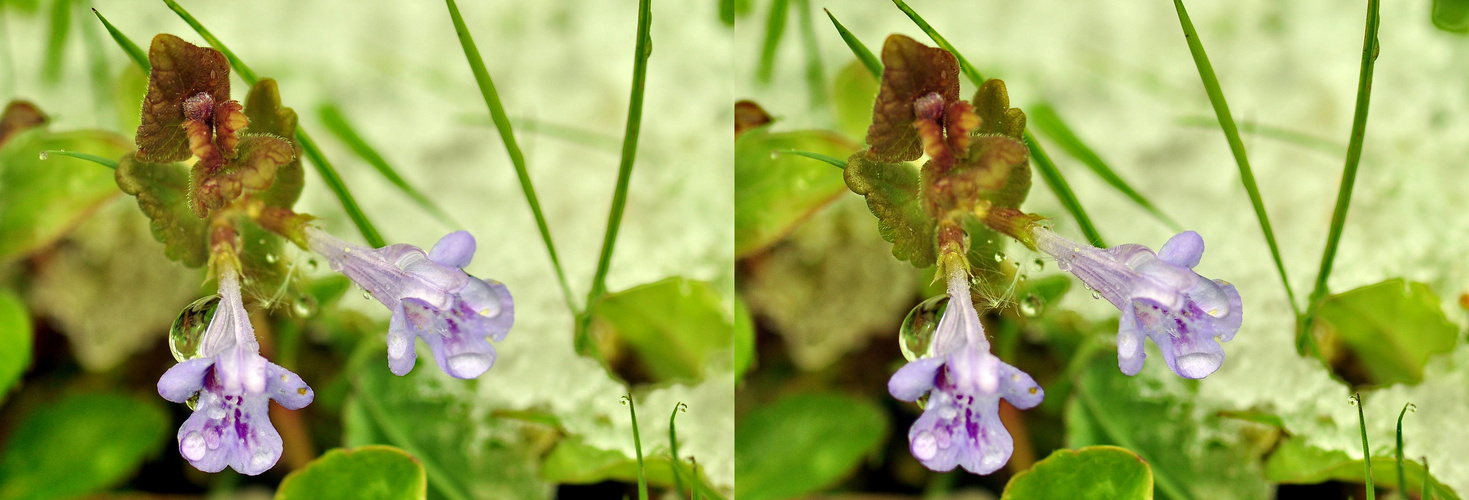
1001, 446, 1153, 500
276, 446, 426, 500
735, 392, 887, 500
0, 393, 169, 500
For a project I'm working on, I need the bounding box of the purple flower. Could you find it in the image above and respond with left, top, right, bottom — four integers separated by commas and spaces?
305, 228, 514, 379
156, 268, 313, 475
1034, 228, 1243, 379
888, 267, 1043, 475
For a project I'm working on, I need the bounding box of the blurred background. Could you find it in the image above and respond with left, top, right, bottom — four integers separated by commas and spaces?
734, 0, 1469, 498
0, 0, 733, 498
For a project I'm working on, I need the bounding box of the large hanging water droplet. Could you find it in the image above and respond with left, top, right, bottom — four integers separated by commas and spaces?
170, 295, 220, 362
900, 295, 950, 361
1019, 293, 1044, 317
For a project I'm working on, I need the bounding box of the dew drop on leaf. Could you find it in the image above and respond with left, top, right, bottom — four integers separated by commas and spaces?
170, 295, 221, 362
900, 295, 950, 361
292, 294, 318, 317
1019, 293, 1044, 317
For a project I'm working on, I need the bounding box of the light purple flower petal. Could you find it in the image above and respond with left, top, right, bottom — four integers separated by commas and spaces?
429, 230, 476, 268
1116, 305, 1147, 376
265, 362, 314, 410
403, 297, 497, 379
386, 305, 420, 376
996, 363, 1044, 410
458, 278, 514, 342
1158, 231, 1204, 268
888, 356, 945, 402
158, 357, 215, 403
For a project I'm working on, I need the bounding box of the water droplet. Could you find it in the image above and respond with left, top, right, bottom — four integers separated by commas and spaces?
37, 151, 48, 160
993, 252, 1006, 263
1091, 290, 1102, 300
361, 289, 374, 300
1057, 260, 1072, 271
912, 431, 937, 460
1019, 293, 1044, 317
769, 150, 781, 160
170, 295, 221, 362
900, 295, 950, 361
307, 259, 319, 271
181, 432, 207, 460
292, 294, 318, 317
264, 253, 279, 264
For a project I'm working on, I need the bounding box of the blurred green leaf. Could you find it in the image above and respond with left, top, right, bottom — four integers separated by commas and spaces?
539, 437, 726, 500
1068, 353, 1273, 500
735, 393, 887, 500
831, 60, 878, 140
1434, 0, 1469, 32
245, 79, 304, 210
275, 446, 427, 500
0, 128, 129, 262
0, 290, 31, 403
733, 296, 754, 381
1263, 437, 1459, 499
595, 278, 732, 383
0, 393, 168, 500
348, 367, 552, 500
1001, 446, 1153, 500
756, 0, 790, 83
843, 153, 935, 267
735, 128, 855, 257
114, 154, 208, 267
41, 0, 71, 82
1316, 279, 1457, 385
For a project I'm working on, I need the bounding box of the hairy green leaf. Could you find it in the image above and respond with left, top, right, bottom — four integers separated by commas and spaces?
115, 154, 209, 267
245, 79, 304, 210
844, 153, 935, 267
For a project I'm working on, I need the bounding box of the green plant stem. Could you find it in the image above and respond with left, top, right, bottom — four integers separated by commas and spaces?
39, 150, 117, 169
159, 0, 386, 247
318, 104, 460, 229
443, 0, 576, 313
583, 0, 653, 331
669, 403, 687, 499
1170, 0, 1300, 324
625, 395, 649, 500
90, 8, 148, 72
1026, 132, 1105, 247
756, 0, 789, 83
779, 149, 846, 169
824, 9, 881, 80
1304, 0, 1380, 337
1354, 393, 1375, 499
1396, 402, 1411, 494
42, 0, 71, 82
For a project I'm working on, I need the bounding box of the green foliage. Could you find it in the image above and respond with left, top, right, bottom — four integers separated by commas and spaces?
0, 128, 130, 262
1263, 437, 1458, 499
275, 446, 427, 500
1068, 353, 1272, 500
1434, 0, 1469, 32
0, 290, 31, 404
733, 296, 754, 381
594, 278, 733, 383
0, 393, 168, 500
735, 127, 855, 257
245, 79, 304, 210
347, 366, 552, 500
831, 60, 878, 140
735, 393, 887, 500
539, 437, 726, 499
864, 34, 960, 163
1315, 279, 1457, 385
114, 155, 208, 267
843, 153, 934, 267
1001, 446, 1154, 500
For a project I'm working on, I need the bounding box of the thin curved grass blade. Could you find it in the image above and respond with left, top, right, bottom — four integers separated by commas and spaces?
824, 9, 881, 80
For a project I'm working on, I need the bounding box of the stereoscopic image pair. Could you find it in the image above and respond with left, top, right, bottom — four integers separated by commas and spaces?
0, 0, 1465, 499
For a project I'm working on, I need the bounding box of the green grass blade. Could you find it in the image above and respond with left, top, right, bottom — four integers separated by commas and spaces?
756, 0, 789, 83
1031, 103, 1181, 231
1396, 402, 1413, 495
90, 8, 148, 72
1171, 0, 1300, 321
1423, 457, 1433, 500
1027, 132, 1105, 247
160, 0, 386, 247
586, 0, 653, 305
623, 395, 649, 500
40, 149, 117, 169
42, 0, 72, 82
824, 9, 881, 80
1353, 393, 1375, 499
443, 0, 578, 313
778, 149, 846, 169
318, 104, 460, 229
890, 0, 983, 85
1305, 0, 1380, 328
669, 402, 687, 499
1175, 116, 1344, 157
794, 0, 826, 111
